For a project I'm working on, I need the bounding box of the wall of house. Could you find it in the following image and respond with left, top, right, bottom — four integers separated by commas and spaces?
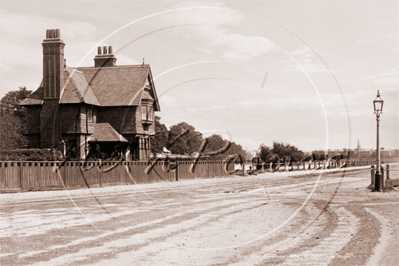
86, 106, 96, 134
25, 105, 42, 148
26, 135, 40, 149
61, 105, 80, 134
97, 106, 137, 133
26, 106, 42, 134
59, 104, 95, 159
40, 99, 62, 148
80, 104, 87, 134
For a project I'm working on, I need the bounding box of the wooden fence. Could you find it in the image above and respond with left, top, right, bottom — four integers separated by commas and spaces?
260, 158, 399, 172
1, 158, 397, 192
0, 160, 233, 192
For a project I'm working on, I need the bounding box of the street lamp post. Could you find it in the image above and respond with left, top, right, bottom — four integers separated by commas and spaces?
373, 90, 384, 192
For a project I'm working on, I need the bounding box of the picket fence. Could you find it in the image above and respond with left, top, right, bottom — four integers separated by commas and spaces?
0, 160, 232, 192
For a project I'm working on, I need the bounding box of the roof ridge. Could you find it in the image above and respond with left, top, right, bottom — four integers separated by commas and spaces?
65, 67, 83, 73
71, 64, 150, 69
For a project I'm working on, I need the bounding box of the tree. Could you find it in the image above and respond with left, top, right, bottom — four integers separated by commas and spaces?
152, 120, 247, 159
272, 142, 304, 162
259, 144, 279, 163
226, 141, 246, 158
168, 122, 202, 155
0, 87, 32, 150
259, 142, 304, 163
152, 116, 168, 154
259, 144, 272, 162
201, 134, 246, 160
203, 134, 226, 159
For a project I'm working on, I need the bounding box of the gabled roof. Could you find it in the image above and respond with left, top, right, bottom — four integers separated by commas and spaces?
59, 69, 100, 105
75, 65, 160, 110
89, 123, 128, 142
20, 65, 160, 111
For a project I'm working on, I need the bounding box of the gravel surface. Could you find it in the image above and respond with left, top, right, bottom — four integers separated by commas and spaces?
1, 164, 398, 265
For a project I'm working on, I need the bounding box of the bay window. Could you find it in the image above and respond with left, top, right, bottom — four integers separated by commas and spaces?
141, 104, 153, 122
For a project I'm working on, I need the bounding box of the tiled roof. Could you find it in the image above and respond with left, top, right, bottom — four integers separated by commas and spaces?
19, 83, 44, 105
89, 123, 128, 142
59, 69, 100, 105
20, 64, 160, 111
142, 90, 154, 101
77, 65, 152, 107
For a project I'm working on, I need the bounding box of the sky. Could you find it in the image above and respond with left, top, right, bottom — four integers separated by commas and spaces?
1, 0, 398, 153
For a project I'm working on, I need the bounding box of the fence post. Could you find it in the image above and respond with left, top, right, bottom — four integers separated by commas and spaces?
175, 159, 179, 181
19, 161, 23, 190
386, 164, 389, 179
371, 165, 375, 185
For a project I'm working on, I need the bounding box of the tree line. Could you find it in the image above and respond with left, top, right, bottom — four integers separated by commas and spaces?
152, 117, 246, 160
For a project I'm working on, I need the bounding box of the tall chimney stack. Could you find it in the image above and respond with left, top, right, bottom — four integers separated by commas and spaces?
42, 29, 65, 99
40, 29, 64, 148
94, 45, 117, 67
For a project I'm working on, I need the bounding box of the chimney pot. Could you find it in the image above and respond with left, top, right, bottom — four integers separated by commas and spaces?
94, 45, 117, 67
55, 29, 60, 38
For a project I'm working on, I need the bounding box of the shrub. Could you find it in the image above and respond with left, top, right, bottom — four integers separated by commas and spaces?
0, 149, 63, 161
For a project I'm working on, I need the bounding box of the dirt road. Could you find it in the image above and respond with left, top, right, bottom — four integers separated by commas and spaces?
1, 165, 398, 265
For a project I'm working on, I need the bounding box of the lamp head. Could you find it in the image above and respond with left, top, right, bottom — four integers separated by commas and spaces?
373, 90, 384, 115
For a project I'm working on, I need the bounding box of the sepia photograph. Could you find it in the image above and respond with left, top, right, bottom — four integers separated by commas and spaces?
1, 0, 398, 265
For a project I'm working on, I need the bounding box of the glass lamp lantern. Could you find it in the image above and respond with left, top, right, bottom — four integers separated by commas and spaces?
373, 90, 384, 116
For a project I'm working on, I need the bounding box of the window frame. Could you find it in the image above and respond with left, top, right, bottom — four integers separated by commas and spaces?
141, 104, 154, 122
87, 107, 93, 123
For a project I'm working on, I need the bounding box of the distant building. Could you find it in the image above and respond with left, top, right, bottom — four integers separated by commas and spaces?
356, 149, 374, 158
20, 29, 160, 161
380, 148, 395, 157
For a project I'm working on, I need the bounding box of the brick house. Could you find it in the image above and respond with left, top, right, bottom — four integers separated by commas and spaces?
20, 29, 160, 161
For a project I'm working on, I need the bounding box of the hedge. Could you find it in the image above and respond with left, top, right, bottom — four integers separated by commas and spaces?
0, 149, 63, 161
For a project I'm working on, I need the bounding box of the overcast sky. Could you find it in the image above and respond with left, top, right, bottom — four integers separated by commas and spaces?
1, 0, 398, 152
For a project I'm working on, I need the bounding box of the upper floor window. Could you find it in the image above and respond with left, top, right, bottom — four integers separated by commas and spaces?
141, 105, 153, 122
87, 107, 93, 123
